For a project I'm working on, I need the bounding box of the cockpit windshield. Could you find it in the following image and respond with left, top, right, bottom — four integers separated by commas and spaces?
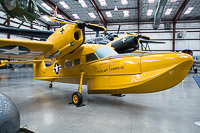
5, 0, 16, 10
18, 0, 27, 9
95, 46, 118, 59
85, 37, 110, 45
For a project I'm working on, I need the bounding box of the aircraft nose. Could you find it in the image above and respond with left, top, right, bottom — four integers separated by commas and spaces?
177, 53, 193, 63
176, 52, 193, 70
141, 52, 193, 73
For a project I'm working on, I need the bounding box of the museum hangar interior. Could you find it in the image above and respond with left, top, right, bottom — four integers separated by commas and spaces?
0, 0, 200, 133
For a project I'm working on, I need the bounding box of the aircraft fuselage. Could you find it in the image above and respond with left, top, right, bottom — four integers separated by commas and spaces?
34, 44, 193, 94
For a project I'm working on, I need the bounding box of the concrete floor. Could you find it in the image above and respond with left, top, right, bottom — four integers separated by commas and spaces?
0, 68, 200, 133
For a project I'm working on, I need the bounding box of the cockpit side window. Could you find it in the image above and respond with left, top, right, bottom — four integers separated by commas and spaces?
18, 0, 27, 8
5, 0, 16, 10
27, 0, 34, 13
65, 60, 72, 67
85, 53, 98, 62
74, 59, 80, 65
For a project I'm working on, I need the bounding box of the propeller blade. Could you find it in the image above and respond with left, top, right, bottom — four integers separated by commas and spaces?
126, 32, 134, 35
125, 32, 151, 40
85, 23, 106, 31
51, 17, 77, 24
139, 35, 150, 40
140, 40, 166, 44
51, 17, 106, 31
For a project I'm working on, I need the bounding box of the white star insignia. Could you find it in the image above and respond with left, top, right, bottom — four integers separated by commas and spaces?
53, 63, 62, 74
121, 38, 126, 42
0, 46, 29, 55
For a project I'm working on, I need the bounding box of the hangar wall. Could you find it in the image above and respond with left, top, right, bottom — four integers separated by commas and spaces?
0, 10, 47, 40
104, 22, 200, 55
86, 22, 199, 56
0, 7, 199, 56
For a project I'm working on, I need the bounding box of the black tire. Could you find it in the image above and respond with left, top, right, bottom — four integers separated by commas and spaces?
49, 83, 52, 88
194, 68, 198, 73
72, 92, 83, 105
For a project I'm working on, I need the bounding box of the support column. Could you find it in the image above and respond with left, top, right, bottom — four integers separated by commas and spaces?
137, 0, 140, 34
172, 21, 176, 52
7, 18, 10, 39
31, 22, 33, 40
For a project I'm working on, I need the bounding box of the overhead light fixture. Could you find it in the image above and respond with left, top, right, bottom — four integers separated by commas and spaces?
148, 0, 154, 3
78, 0, 88, 8
114, 6, 118, 11
88, 12, 96, 19
165, 8, 172, 15
123, 10, 129, 17
121, 0, 128, 5
72, 14, 80, 19
147, 9, 153, 16
98, 0, 107, 6
105, 11, 112, 18
171, 0, 177, 2
184, 7, 194, 14
42, 15, 51, 21
59, 1, 70, 9
41, 3, 52, 11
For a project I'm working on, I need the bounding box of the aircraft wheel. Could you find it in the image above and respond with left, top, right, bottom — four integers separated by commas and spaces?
194, 68, 198, 73
72, 92, 83, 106
49, 82, 53, 88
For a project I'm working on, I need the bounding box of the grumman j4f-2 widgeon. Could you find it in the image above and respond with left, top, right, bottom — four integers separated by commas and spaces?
0, 16, 193, 107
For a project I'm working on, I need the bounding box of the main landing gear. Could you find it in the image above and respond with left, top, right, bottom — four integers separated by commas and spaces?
112, 94, 126, 97
194, 68, 198, 73
70, 72, 85, 107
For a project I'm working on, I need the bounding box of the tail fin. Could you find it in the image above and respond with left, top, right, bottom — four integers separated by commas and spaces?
33, 60, 46, 78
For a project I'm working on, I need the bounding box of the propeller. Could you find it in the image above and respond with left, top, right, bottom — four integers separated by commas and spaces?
111, 32, 165, 53
125, 32, 165, 44
50, 17, 106, 31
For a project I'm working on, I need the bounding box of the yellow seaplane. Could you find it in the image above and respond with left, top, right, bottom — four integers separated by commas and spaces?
0, 17, 193, 107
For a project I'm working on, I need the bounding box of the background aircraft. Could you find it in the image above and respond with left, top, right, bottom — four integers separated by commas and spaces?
182, 49, 199, 73
0, 0, 51, 27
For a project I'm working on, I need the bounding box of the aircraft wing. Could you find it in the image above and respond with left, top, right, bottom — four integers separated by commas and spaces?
0, 26, 54, 39
0, 38, 53, 59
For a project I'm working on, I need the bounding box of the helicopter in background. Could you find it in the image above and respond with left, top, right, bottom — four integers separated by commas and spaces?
0, 0, 51, 27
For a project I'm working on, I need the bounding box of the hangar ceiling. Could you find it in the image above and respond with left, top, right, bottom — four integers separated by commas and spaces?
37, 0, 200, 26
0, 0, 199, 26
